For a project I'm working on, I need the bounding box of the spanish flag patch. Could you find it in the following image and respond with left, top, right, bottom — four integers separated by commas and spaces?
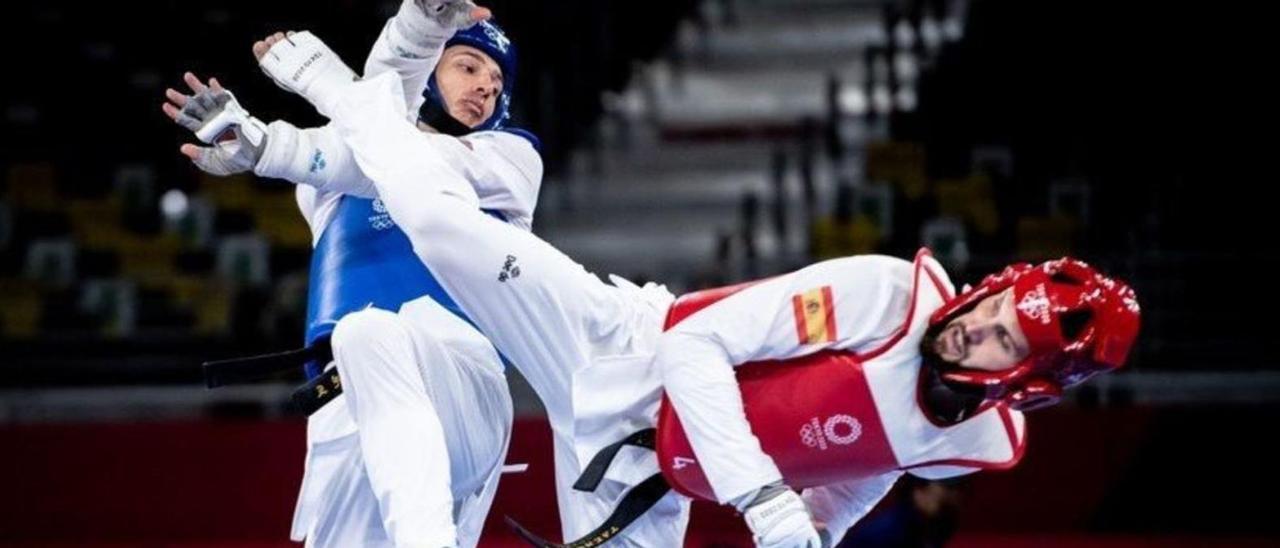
792, 286, 837, 345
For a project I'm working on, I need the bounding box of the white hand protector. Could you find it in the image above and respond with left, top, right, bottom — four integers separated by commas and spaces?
413, 0, 481, 30
258, 31, 358, 117
173, 88, 268, 176
743, 486, 823, 548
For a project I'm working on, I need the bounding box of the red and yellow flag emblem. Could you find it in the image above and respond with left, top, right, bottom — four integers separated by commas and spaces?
792, 286, 837, 345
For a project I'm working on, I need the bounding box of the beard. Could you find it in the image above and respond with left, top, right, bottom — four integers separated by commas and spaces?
919, 322, 957, 367
918, 323, 985, 424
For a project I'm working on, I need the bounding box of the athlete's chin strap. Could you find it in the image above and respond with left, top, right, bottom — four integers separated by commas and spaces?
920, 361, 986, 425
418, 98, 473, 137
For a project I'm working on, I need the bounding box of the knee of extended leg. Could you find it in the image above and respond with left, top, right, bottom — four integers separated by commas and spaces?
331, 307, 402, 354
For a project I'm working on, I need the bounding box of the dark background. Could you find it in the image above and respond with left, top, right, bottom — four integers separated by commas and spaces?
1, 1, 1273, 546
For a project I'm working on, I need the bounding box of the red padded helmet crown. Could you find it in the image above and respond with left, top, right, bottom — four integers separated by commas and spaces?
929, 258, 1141, 410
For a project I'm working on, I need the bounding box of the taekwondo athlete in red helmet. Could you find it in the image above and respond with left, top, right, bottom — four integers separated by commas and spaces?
654, 251, 1141, 546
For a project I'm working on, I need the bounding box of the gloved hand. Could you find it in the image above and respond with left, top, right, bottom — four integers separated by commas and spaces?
162, 72, 267, 176
391, 0, 493, 50
412, 0, 489, 30
256, 30, 358, 118
742, 483, 823, 548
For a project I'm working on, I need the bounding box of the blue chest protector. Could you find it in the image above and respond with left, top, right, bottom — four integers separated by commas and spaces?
303, 196, 504, 379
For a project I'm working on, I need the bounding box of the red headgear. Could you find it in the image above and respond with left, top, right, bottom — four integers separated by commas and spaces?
928, 258, 1141, 410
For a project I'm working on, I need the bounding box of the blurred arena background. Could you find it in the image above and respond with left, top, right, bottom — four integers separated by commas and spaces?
1, 0, 1274, 546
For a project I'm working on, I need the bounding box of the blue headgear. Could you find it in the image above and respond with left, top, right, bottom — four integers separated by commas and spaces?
421, 20, 516, 132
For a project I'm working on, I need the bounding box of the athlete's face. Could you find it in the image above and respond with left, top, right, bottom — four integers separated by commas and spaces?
931, 289, 1031, 371
434, 45, 503, 128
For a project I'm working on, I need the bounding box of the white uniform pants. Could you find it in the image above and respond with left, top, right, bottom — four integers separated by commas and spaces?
291, 298, 512, 548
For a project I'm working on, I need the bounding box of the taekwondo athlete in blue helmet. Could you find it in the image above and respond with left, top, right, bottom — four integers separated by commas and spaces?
162, 2, 542, 546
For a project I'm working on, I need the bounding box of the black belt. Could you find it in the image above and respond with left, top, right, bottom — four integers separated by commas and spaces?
573, 429, 656, 492
202, 338, 342, 415
290, 367, 344, 415
507, 428, 672, 547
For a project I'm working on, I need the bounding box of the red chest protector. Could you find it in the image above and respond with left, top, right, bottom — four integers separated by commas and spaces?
654, 282, 901, 501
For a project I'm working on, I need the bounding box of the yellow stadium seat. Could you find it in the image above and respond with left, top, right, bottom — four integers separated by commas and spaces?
198, 173, 258, 211
810, 216, 882, 259
1016, 216, 1077, 261
865, 141, 927, 200
167, 276, 232, 335
935, 174, 999, 236
0, 278, 42, 338
5, 163, 59, 211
